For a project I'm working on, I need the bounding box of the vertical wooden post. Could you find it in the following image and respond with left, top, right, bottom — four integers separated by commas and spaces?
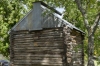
63, 27, 67, 66
9, 30, 14, 66
81, 33, 84, 66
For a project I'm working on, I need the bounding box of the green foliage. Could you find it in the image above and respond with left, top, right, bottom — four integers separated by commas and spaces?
94, 27, 100, 56
0, 0, 100, 60
0, 0, 28, 57
42, 0, 100, 58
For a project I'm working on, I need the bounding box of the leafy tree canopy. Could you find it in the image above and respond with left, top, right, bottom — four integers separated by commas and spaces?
0, 0, 31, 57
1, 1, 100, 63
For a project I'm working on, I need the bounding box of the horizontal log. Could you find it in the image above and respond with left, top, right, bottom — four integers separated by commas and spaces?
14, 32, 63, 39
14, 31, 62, 37
14, 49, 63, 52
14, 43, 63, 47
14, 36, 62, 39
14, 34, 34, 37
14, 54, 62, 58
39, 33, 61, 36
14, 49, 64, 54
14, 52, 63, 55
14, 60, 63, 64
14, 41, 63, 44
14, 44, 63, 47
14, 40, 34, 42
14, 38, 34, 40
14, 63, 63, 66
14, 65, 62, 66
14, 57, 62, 61
14, 41, 34, 43
14, 42, 63, 44
39, 35, 63, 39
13, 38, 63, 43
14, 41, 63, 46
34, 38, 63, 41
14, 46, 63, 50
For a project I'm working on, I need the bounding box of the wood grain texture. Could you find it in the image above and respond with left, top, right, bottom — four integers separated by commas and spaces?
10, 27, 84, 66
10, 28, 64, 66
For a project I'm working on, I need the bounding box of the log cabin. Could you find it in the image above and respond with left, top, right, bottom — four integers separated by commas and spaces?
9, 1, 85, 66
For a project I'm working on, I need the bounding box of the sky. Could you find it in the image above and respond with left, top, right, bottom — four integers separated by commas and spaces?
56, 7, 65, 18
56, 8, 64, 13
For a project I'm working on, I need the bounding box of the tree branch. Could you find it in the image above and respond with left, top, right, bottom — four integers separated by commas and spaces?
91, 13, 100, 35
75, 0, 90, 30
75, 0, 85, 14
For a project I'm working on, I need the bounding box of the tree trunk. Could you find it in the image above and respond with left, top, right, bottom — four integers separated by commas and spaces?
87, 31, 95, 66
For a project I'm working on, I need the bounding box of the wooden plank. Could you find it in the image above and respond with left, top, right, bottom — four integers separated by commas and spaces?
14, 54, 62, 58
40, 33, 61, 36
14, 36, 62, 39
14, 31, 62, 37
14, 46, 63, 50
14, 63, 63, 66
14, 65, 62, 66
14, 43, 63, 47
14, 34, 34, 37
14, 41, 63, 45
34, 38, 63, 41
14, 37, 33, 40
14, 57, 62, 60
14, 49, 63, 52
14, 45, 63, 48
14, 33, 61, 37
14, 52, 63, 55
14, 41, 63, 44
14, 40, 34, 42
14, 44, 63, 47
14, 60, 63, 64
13, 38, 63, 43
14, 51, 63, 55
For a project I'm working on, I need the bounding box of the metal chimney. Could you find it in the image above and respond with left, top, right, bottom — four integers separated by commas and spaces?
32, 1, 42, 30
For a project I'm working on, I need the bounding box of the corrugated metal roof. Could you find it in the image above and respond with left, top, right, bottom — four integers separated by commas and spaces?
9, 1, 84, 34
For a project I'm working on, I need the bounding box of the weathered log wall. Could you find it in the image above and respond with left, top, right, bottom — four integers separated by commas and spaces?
70, 29, 84, 66
63, 26, 84, 66
10, 28, 64, 66
10, 27, 84, 66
